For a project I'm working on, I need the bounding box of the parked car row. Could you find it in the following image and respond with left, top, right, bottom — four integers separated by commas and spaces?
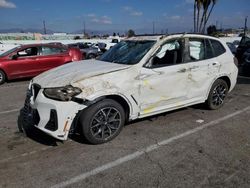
0, 43, 83, 84
67, 42, 104, 59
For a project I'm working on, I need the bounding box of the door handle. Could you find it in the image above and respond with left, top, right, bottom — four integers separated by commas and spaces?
190, 65, 199, 70
177, 68, 187, 73
212, 62, 220, 66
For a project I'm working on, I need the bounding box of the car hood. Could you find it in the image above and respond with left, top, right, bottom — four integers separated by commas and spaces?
33, 59, 131, 88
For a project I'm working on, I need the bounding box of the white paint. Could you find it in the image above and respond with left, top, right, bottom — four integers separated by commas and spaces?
0, 83, 29, 88
196, 119, 204, 123
51, 106, 250, 188
0, 109, 19, 115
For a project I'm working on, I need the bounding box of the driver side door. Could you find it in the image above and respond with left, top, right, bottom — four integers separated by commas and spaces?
138, 38, 190, 117
7, 47, 39, 79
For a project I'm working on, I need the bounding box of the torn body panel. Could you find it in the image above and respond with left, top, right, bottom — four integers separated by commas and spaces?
28, 88, 86, 140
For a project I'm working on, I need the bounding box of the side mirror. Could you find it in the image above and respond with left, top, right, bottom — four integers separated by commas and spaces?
11, 54, 18, 60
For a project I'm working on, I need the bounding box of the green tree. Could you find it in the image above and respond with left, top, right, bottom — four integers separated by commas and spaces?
127, 29, 135, 37
207, 25, 217, 35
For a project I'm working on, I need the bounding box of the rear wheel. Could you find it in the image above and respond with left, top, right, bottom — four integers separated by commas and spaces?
206, 79, 228, 110
80, 99, 125, 144
0, 70, 6, 85
87, 53, 96, 59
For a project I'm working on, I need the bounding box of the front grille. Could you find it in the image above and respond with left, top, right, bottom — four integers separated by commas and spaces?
22, 89, 40, 126
45, 110, 58, 131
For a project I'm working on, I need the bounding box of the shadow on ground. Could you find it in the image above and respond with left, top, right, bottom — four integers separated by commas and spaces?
237, 76, 250, 85
17, 109, 62, 146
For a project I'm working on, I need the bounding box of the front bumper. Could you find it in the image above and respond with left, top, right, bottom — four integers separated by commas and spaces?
23, 84, 86, 140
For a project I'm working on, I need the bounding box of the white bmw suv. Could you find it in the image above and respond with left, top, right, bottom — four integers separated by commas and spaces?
21, 34, 238, 144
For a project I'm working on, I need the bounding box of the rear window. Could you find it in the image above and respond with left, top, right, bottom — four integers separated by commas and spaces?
210, 39, 226, 57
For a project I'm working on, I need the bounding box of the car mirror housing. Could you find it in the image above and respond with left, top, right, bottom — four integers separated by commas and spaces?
11, 54, 18, 60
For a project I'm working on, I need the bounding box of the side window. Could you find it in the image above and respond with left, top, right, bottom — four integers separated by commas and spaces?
150, 39, 182, 68
189, 38, 205, 61
205, 39, 214, 59
78, 43, 85, 49
17, 47, 38, 57
41, 47, 62, 55
111, 39, 119, 43
210, 39, 226, 57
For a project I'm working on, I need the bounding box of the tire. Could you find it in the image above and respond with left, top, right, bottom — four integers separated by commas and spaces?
87, 53, 96, 59
80, 99, 125, 144
0, 70, 6, 85
206, 79, 228, 110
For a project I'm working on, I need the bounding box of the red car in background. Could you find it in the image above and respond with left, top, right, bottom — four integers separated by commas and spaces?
0, 43, 83, 85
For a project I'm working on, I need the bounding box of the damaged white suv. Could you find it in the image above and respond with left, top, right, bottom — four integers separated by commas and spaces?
21, 34, 238, 144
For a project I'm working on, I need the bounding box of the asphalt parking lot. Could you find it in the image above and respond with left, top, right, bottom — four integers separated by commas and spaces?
0, 76, 250, 188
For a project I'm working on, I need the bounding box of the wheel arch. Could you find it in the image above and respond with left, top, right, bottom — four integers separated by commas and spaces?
91, 94, 131, 122
0, 68, 8, 80
218, 76, 231, 90
206, 75, 231, 100
72, 94, 132, 138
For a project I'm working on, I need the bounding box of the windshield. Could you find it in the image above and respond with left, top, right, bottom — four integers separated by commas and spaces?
99, 40, 156, 65
0, 46, 19, 57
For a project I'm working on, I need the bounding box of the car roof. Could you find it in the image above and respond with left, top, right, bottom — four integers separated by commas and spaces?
20, 43, 67, 49
125, 33, 220, 42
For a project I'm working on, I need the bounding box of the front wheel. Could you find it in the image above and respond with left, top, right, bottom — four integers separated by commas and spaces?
80, 99, 125, 144
206, 79, 228, 110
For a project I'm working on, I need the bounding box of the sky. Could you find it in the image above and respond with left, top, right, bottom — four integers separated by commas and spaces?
0, 0, 249, 34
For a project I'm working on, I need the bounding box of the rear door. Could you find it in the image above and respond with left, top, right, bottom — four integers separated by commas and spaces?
34, 46, 69, 74
184, 37, 220, 101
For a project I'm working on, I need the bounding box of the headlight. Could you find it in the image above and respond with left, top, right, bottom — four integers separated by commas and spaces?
43, 85, 82, 101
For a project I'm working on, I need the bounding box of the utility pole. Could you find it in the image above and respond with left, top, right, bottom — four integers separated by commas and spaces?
43, 20, 47, 34
83, 21, 86, 35
244, 16, 248, 36
153, 21, 155, 35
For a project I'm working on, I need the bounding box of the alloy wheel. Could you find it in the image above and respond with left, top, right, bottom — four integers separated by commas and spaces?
212, 84, 227, 106
90, 107, 122, 140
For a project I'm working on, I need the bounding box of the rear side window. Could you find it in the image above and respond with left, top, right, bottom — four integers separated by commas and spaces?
189, 38, 205, 61
209, 39, 226, 57
41, 46, 64, 55
204, 39, 214, 59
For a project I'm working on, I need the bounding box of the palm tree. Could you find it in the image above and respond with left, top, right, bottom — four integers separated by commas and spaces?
196, 0, 203, 33
198, 0, 211, 33
194, 0, 197, 32
193, 0, 217, 33
202, 0, 218, 33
